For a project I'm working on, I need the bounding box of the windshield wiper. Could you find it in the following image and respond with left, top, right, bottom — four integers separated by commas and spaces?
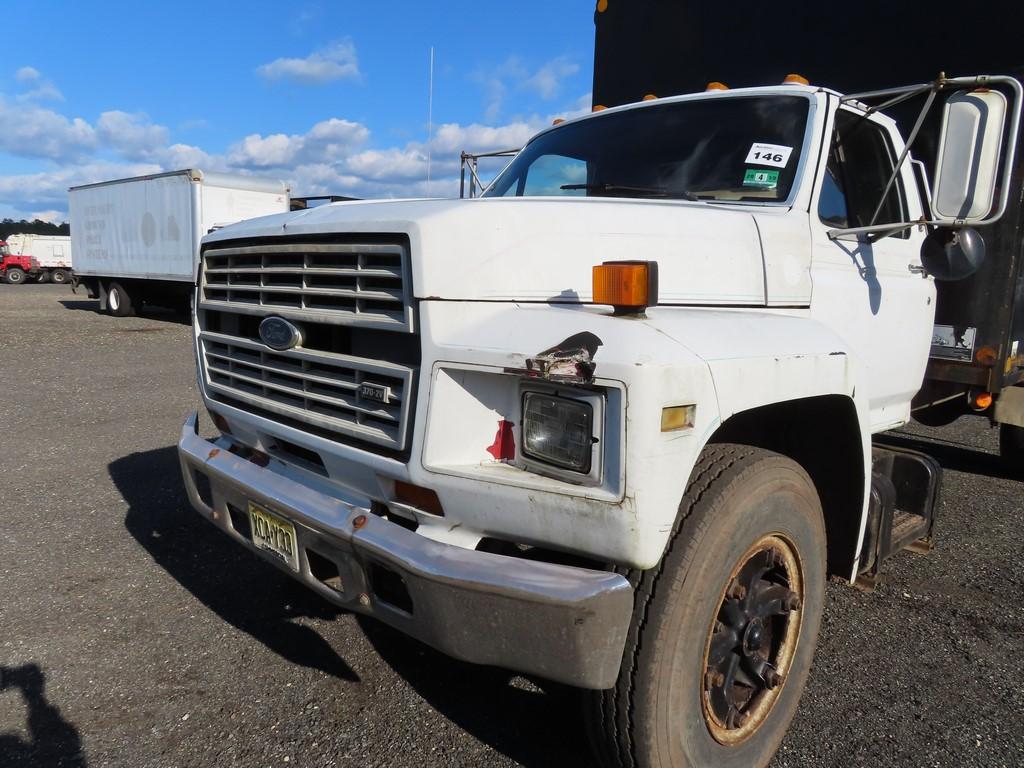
560, 183, 697, 201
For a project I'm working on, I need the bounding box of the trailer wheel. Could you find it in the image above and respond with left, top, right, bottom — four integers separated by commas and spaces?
999, 424, 1024, 471
106, 282, 135, 317
50, 269, 68, 284
586, 444, 826, 768
4, 267, 25, 285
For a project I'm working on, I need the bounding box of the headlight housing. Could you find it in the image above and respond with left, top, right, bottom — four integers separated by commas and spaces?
519, 388, 604, 484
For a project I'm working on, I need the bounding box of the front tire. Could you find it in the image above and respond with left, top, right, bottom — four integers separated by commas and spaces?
4, 267, 25, 285
106, 281, 135, 317
587, 444, 826, 768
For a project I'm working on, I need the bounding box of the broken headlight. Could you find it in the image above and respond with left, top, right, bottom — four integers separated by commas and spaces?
521, 392, 594, 473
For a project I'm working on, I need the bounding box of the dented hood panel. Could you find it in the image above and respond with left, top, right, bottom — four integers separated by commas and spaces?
204, 196, 766, 305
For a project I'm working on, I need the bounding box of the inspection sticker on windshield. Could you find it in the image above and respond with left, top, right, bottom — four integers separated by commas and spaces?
745, 142, 793, 168
743, 169, 779, 189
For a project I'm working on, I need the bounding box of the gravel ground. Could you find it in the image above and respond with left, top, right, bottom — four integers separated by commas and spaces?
1, 283, 1022, 768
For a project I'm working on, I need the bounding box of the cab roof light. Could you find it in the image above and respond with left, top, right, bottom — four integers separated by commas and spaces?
642, 93, 658, 101
552, 117, 566, 125
705, 81, 729, 91
593, 261, 659, 314
592, 104, 608, 112
783, 73, 810, 86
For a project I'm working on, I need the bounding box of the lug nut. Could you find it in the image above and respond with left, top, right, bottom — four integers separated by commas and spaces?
705, 670, 725, 689
783, 592, 802, 611
727, 583, 747, 601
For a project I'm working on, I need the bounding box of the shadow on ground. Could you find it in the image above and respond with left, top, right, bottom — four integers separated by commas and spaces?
0, 663, 87, 768
110, 445, 593, 767
879, 431, 1017, 481
110, 446, 357, 681
359, 617, 593, 767
60, 300, 190, 325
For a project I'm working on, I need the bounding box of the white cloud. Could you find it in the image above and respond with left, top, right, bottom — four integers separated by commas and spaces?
15, 66, 41, 83
29, 209, 64, 223
97, 111, 169, 160
430, 120, 536, 156
257, 40, 360, 85
227, 117, 369, 168
523, 57, 579, 100
343, 148, 426, 181
0, 161, 162, 212
474, 55, 581, 121
0, 96, 95, 160
14, 66, 64, 102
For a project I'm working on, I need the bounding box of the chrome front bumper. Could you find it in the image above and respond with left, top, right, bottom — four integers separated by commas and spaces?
177, 412, 633, 689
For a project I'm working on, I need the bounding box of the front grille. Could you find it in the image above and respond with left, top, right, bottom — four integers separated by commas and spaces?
198, 237, 418, 454
201, 241, 413, 332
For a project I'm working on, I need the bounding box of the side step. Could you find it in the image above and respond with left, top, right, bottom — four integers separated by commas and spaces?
855, 444, 942, 590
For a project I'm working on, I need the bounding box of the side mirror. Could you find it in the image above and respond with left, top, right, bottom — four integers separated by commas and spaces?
921, 227, 986, 281
932, 89, 1008, 223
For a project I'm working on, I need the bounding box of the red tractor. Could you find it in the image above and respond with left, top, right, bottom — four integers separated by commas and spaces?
0, 240, 37, 285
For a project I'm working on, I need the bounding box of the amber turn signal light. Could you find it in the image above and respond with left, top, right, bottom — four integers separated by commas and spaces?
972, 391, 993, 410
783, 73, 810, 86
593, 261, 659, 313
394, 480, 445, 516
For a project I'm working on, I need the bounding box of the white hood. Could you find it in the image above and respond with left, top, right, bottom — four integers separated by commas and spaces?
203, 197, 766, 305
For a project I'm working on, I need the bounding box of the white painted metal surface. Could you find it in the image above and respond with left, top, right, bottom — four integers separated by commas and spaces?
70, 170, 289, 281
193, 85, 953, 581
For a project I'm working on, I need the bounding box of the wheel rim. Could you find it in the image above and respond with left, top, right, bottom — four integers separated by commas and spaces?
53, 272, 65, 283
10, 271, 22, 283
109, 289, 119, 310
701, 534, 804, 745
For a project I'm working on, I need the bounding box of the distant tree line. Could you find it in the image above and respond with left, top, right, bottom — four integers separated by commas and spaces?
0, 218, 70, 240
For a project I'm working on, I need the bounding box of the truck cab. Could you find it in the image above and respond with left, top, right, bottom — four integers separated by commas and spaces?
178, 76, 1017, 767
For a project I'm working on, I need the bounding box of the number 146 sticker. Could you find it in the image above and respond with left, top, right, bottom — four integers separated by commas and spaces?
744, 142, 793, 168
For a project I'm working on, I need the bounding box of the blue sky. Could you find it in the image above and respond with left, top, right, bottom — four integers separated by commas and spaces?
0, 0, 597, 221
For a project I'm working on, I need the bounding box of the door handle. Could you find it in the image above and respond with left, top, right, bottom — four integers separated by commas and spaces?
908, 264, 927, 276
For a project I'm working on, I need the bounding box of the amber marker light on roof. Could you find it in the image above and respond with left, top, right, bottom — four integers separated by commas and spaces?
592, 104, 608, 112
552, 117, 565, 125
706, 81, 729, 91
783, 73, 810, 85
643, 94, 658, 101
593, 261, 659, 314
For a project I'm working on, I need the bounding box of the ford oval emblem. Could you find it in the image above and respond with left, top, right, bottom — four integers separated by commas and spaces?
259, 316, 303, 351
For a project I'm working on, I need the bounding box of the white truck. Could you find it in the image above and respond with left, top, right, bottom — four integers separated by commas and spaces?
4, 233, 73, 284
177, 75, 1020, 767
70, 170, 290, 316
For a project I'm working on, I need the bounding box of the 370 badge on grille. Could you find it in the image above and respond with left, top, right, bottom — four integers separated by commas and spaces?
359, 383, 392, 404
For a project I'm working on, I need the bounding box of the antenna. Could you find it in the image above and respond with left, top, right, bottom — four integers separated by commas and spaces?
427, 46, 434, 186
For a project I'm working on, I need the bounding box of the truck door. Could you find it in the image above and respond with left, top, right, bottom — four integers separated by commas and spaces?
810, 106, 934, 431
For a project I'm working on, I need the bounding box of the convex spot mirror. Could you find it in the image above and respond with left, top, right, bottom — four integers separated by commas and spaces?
932, 89, 1008, 223
921, 227, 986, 281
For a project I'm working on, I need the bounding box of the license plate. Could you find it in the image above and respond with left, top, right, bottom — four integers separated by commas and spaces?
248, 502, 299, 572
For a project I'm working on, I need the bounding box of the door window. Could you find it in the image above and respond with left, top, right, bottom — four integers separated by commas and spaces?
818, 110, 907, 236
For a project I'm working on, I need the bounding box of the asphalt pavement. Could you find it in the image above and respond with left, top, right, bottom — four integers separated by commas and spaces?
1, 284, 1021, 767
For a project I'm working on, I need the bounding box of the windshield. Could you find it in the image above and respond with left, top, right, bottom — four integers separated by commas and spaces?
484, 95, 810, 203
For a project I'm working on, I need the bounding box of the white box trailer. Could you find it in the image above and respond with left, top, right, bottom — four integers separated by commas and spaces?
5, 233, 73, 283
70, 169, 289, 316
